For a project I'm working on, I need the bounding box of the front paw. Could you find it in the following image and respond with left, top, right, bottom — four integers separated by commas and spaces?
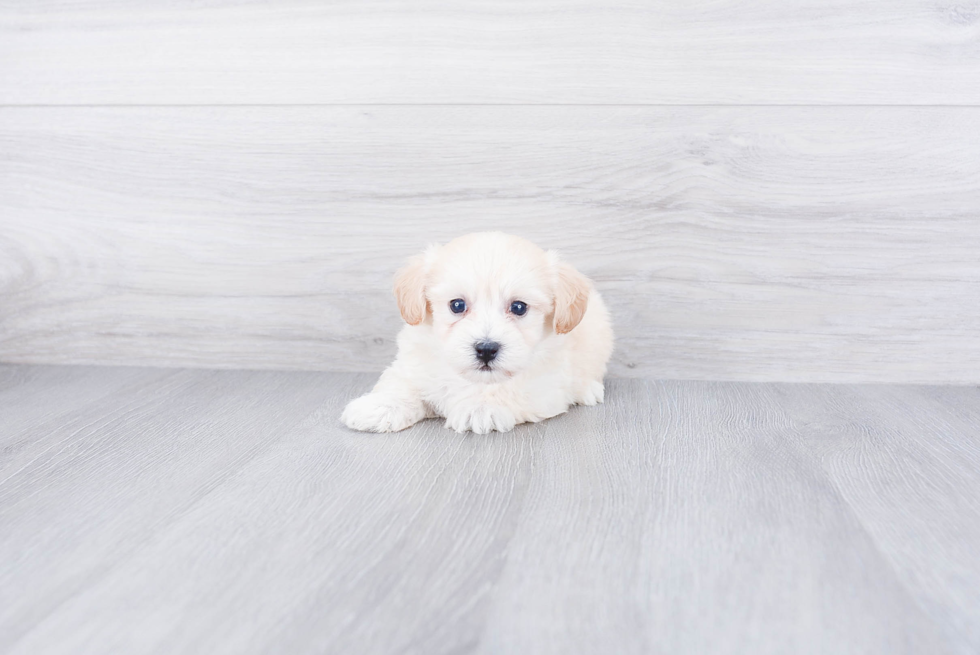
341, 393, 421, 433
579, 380, 605, 406
444, 404, 517, 434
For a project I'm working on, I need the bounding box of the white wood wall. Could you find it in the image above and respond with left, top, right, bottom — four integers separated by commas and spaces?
1, 2, 979, 383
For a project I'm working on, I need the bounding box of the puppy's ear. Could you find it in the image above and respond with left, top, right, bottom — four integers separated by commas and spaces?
551, 254, 591, 334
393, 245, 437, 325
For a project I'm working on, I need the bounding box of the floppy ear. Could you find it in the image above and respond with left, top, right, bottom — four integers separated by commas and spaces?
552, 258, 591, 334
393, 247, 436, 325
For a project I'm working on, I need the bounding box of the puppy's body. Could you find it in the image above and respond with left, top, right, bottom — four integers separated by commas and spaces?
342, 232, 613, 434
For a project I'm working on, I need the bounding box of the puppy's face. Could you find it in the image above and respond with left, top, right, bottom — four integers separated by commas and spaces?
394, 233, 590, 383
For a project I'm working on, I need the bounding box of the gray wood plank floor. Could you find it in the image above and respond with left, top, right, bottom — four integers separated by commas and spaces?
1, 365, 978, 654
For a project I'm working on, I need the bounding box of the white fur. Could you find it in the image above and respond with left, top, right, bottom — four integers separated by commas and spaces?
341, 232, 614, 434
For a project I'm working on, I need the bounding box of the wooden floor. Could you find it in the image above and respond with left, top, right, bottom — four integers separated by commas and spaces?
1, 365, 979, 654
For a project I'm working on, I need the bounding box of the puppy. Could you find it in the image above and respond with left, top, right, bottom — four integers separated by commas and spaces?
341, 232, 613, 434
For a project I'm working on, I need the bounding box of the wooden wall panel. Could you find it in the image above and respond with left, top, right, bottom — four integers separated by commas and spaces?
2, 1, 979, 105
2, 106, 978, 382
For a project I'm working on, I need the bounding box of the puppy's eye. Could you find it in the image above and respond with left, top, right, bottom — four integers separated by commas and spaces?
449, 298, 467, 314
510, 300, 528, 316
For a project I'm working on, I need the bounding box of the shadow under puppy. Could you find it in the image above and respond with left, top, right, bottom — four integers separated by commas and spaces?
342, 232, 614, 433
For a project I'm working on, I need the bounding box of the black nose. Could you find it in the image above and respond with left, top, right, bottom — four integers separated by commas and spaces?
474, 341, 500, 365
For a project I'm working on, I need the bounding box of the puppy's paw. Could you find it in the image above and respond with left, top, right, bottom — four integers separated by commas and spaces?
579, 380, 605, 406
341, 393, 422, 433
444, 404, 517, 434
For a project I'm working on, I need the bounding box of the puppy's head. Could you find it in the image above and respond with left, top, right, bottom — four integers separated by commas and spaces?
394, 232, 591, 382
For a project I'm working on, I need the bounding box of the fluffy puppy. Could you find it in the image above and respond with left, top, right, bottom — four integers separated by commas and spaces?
341, 232, 613, 434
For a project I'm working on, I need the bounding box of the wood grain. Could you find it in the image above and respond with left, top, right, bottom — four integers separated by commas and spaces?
2, 1, 979, 105
0, 364, 173, 477
476, 380, 954, 655
2, 106, 979, 383
0, 367, 337, 649
782, 384, 980, 650
3, 366, 979, 653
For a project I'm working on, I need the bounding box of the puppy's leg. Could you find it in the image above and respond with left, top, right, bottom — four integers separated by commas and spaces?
442, 376, 577, 434
442, 387, 526, 434
341, 366, 430, 433
576, 378, 605, 406
444, 401, 518, 435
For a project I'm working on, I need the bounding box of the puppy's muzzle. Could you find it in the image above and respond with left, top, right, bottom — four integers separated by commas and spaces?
474, 341, 501, 366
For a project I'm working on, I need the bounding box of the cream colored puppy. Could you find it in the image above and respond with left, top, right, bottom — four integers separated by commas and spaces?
341, 232, 613, 434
